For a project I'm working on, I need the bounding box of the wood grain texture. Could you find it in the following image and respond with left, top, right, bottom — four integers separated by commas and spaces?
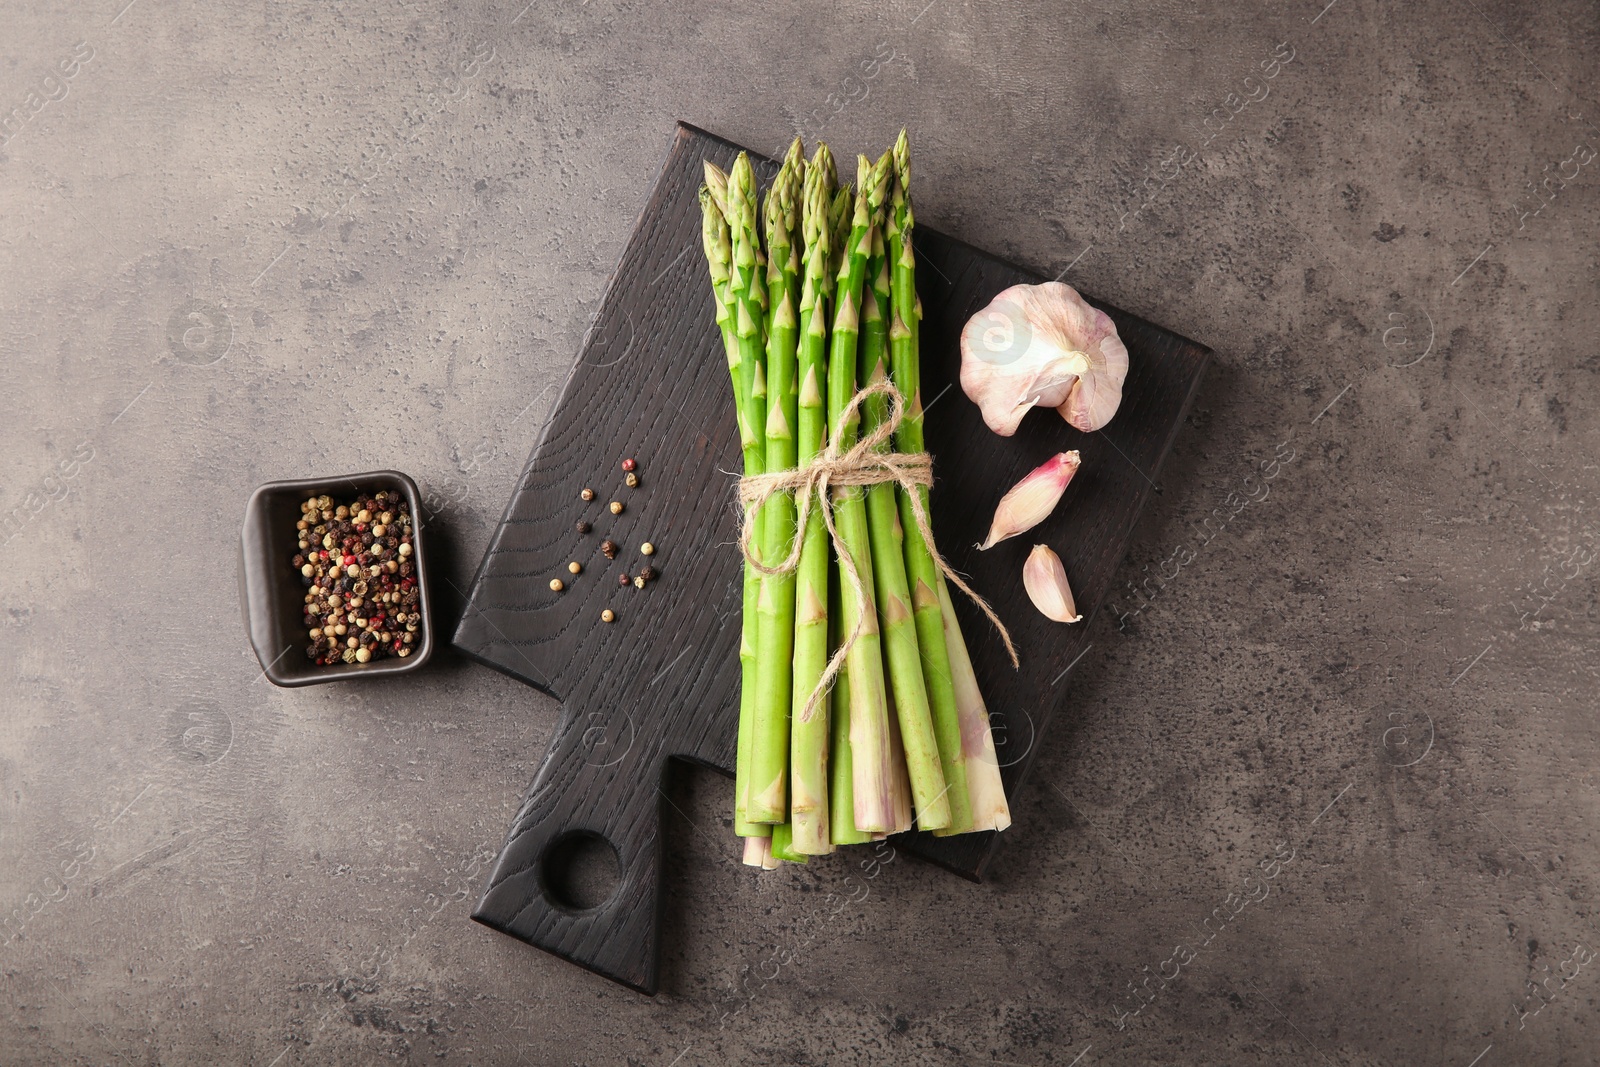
452, 123, 1210, 994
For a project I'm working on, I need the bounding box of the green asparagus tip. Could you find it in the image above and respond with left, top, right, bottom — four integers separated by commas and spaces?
763, 161, 787, 229
810, 143, 835, 192
764, 153, 804, 286
893, 129, 910, 190
700, 183, 726, 223
729, 154, 758, 251
829, 184, 853, 275
801, 156, 825, 250
830, 185, 852, 228
730, 153, 755, 203
699, 186, 732, 279
866, 150, 892, 210
703, 161, 729, 215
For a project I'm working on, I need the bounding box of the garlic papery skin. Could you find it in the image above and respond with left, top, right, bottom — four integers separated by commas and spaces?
1022, 544, 1082, 623
959, 281, 1129, 435
979, 451, 1081, 550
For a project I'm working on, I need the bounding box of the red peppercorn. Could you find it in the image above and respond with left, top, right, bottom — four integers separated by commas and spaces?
622, 457, 637, 472
618, 574, 630, 587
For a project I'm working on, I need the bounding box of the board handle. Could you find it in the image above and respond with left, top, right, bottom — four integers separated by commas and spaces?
472, 700, 664, 994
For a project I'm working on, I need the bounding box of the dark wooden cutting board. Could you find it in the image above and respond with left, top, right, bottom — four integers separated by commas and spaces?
452, 123, 1210, 994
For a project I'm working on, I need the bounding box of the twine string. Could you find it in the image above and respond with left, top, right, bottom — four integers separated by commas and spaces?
735, 380, 1018, 727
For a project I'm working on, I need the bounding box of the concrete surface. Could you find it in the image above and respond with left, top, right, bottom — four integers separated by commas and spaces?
3, 0, 1598, 1063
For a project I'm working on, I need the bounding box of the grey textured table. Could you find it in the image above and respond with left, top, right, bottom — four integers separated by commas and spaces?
2, 1, 1596, 1063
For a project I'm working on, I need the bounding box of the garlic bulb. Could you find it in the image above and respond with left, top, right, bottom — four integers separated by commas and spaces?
1022, 544, 1082, 623
959, 282, 1129, 436
979, 451, 1081, 550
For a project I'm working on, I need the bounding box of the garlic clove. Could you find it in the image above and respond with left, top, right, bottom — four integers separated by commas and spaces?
959, 281, 1129, 436
1022, 544, 1082, 623
979, 451, 1081, 550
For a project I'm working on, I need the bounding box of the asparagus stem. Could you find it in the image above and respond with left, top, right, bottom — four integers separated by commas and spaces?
749, 141, 805, 826
727, 153, 785, 824
700, 177, 771, 840
857, 152, 951, 831
790, 144, 837, 856
736, 571, 766, 834
886, 132, 973, 835
828, 155, 894, 833
828, 566, 871, 845
936, 574, 1012, 832
884, 685, 913, 834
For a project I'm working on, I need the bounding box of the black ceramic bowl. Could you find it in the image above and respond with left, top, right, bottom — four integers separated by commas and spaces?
239, 469, 434, 687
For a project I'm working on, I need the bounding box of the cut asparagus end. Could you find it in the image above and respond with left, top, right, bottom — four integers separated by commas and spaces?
769, 821, 809, 864
742, 835, 768, 867
936, 573, 1011, 832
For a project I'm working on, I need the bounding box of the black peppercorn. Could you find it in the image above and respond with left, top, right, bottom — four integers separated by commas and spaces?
576, 520, 591, 534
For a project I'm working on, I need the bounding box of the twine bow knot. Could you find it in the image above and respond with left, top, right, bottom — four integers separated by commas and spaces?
736, 380, 1018, 726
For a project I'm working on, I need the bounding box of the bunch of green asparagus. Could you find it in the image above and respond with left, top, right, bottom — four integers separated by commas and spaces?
700, 133, 1011, 867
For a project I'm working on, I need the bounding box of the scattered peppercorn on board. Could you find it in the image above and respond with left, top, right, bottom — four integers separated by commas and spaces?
452, 123, 1210, 994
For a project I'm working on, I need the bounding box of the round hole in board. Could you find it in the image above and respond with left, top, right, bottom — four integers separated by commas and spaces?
540, 831, 621, 912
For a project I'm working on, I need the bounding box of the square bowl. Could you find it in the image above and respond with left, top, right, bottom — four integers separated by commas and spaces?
239, 469, 434, 687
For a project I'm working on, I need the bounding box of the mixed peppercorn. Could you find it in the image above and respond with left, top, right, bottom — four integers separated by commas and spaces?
560, 458, 662, 623
293, 491, 422, 666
